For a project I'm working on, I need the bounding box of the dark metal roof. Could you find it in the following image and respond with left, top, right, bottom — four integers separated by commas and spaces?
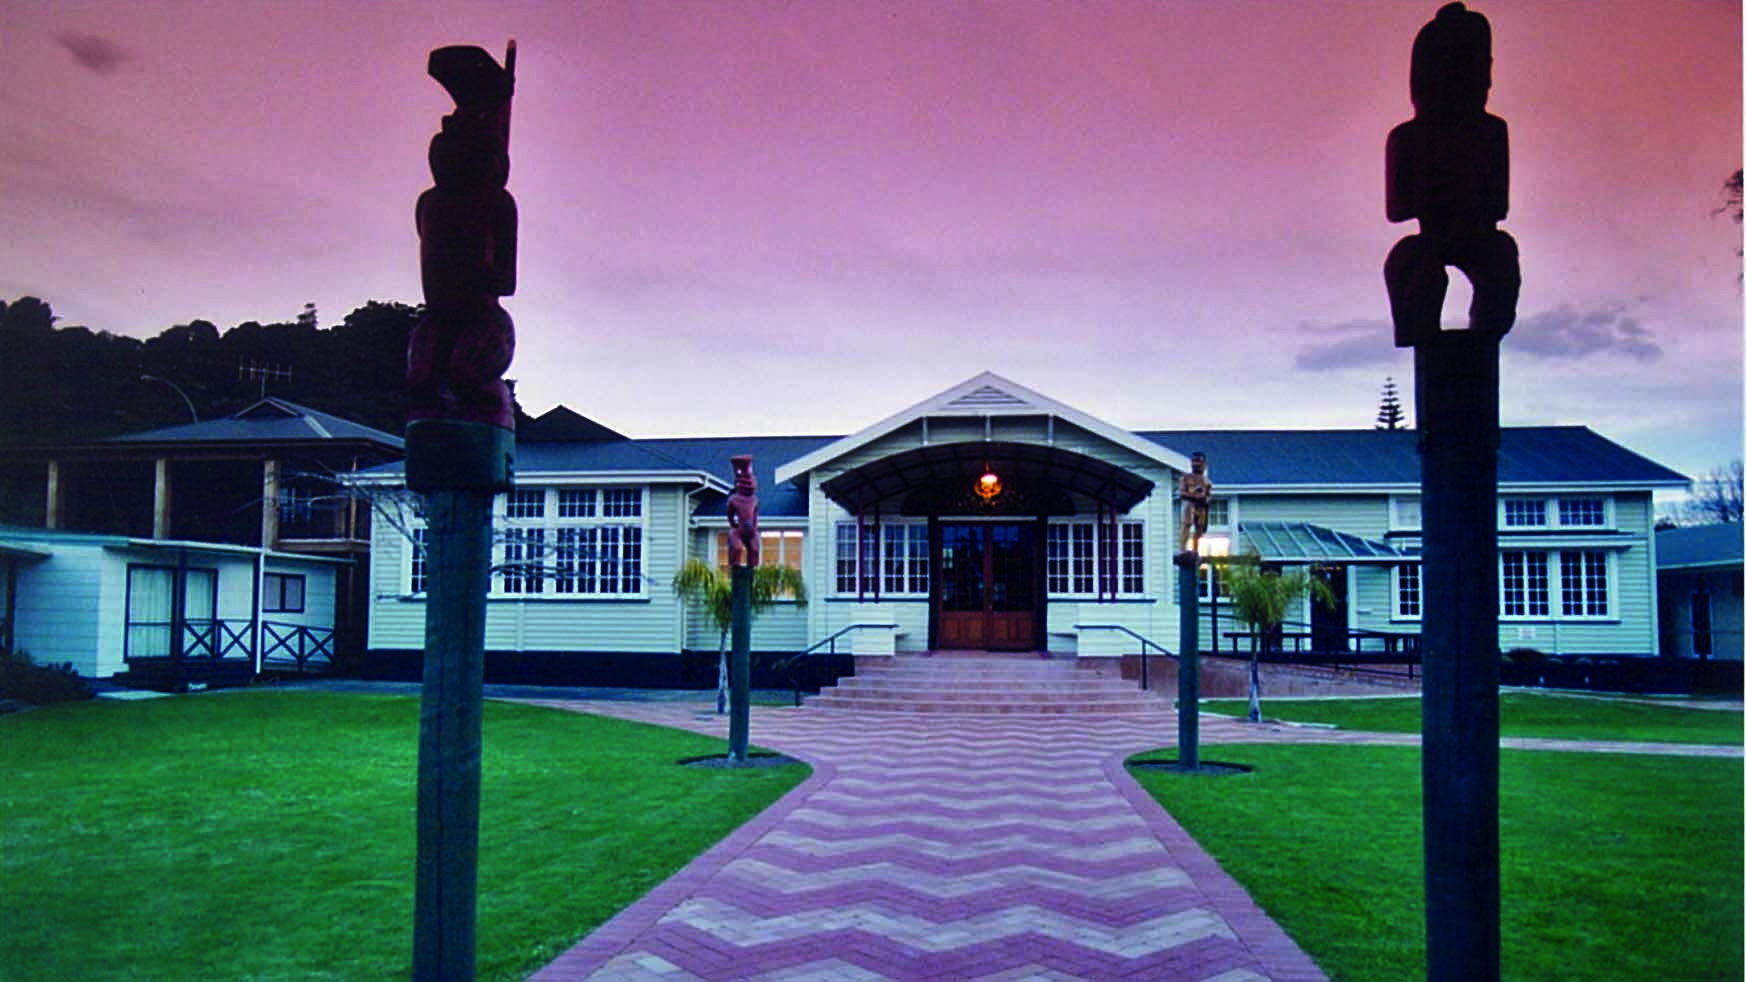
102, 398, 403, 449
1139, 427, 1686, 487
819, 441, 1154, 514
1656, 524, 1744, 570
1238, 522, 1411, 563
354, 425, 1683, 518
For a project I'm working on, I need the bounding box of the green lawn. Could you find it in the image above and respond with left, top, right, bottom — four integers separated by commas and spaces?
0, 692, 807, 982
1200, 692, 1744, 745
1131, 745, 1743, 982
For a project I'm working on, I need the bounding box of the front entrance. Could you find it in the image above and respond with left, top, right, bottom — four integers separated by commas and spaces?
937, 523, 1037, 650
1310, 564, 1350, 653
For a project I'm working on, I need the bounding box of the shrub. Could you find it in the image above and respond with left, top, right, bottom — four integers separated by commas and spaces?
0, 648, 94, 706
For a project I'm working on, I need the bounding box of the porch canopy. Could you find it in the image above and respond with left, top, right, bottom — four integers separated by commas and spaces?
1238, 521, 1411, 563
819, 440, 1154, 516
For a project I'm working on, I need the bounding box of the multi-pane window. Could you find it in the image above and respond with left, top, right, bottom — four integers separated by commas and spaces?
603, 488, 642, 518
1120, 522, 1145, 594
1503, 498, 1547, 528
1391, 495, 1422, 530
1206, 499, 1231, 529
1501, 551, 1550, 617
1559, 551, 1609, 617
487, 487, 646, 596
501, 527, 546, 594
713, 529, 806, 597
263, 573, 306, 613
835, 522, 860, 593
1394, 563, 1421, 619
1558, 497, 1606, 528
1046, 521, 1141, 596
880, 524, 929, 595
410, 528, 428, 594
557, 489, 596, 518
506, 489, 545, 519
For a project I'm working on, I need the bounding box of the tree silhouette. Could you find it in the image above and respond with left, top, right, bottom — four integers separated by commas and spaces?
1374, 376, 1407, 430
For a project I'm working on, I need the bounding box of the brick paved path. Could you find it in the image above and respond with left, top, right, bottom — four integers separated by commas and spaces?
526, 702, 1337, 982
524, 699, 1741, 981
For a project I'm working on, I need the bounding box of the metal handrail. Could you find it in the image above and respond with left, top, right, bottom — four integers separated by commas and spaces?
1074, 623, 1175, 690
772, 623, 899, 706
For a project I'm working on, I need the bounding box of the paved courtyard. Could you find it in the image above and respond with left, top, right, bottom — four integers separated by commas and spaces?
517, 697, 1737, 982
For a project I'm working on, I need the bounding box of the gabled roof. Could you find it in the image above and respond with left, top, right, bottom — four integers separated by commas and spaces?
774, 372, 1193, 485
1141, 427, 1686, 489
520, 406, 627, 443
102, 398, 403, 450
1656, 524, 1744, 570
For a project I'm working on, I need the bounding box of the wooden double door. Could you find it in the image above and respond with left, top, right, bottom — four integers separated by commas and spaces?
936, 522, 1039, 650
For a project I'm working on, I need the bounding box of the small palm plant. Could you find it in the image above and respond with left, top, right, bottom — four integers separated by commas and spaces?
1218, 556, 1335, 722
672, 558, 808, 714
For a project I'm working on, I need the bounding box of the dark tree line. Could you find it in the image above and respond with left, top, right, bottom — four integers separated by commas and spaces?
0, 296, 427, 444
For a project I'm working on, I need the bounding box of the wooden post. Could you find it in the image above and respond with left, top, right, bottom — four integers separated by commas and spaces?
44, 460, 62, 530
261, 458, 280, 549
729, 563, 751, 763
1176, 553, 1200, 769
153, 458, 172, 539
1417, 331, 1500, 982
407, 421, 513, 982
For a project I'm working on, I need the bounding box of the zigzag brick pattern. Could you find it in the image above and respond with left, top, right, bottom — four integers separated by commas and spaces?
525, 653, 1343, 980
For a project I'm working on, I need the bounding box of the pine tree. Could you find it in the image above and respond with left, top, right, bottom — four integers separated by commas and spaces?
1375, 376, 1406, 430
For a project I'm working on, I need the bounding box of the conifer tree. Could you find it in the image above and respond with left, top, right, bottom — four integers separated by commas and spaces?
1375, 376, 1406, 430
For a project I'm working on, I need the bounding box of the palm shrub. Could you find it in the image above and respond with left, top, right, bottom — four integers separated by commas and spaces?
1217, 557, 1335, 722
672, 558, 807, 713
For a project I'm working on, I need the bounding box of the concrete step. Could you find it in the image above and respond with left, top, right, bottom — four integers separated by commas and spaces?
807, 653, 1169, 714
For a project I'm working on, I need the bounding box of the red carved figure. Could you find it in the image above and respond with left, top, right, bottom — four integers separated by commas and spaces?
726, 455, 760, 568
1384, 3, 1519, 348
408, 43, 519, 428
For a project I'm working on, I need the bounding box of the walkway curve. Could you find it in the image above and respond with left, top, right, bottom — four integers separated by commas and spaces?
523, 701, 1740, 981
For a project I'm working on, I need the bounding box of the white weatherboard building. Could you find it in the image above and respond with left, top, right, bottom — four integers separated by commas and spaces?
356, 373, 1687, 688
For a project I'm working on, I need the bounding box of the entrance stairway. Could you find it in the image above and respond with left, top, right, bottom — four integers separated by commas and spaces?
806, 653, 1173, 715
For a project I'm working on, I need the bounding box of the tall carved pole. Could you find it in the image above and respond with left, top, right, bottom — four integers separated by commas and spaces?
1174, 452, 1212, 769
406, 41, 519, 982
725, 455, 760, 763
1383, 6, 1518, 980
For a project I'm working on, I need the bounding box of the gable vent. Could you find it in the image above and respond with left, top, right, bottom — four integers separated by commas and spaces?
946, 385, 1030, 410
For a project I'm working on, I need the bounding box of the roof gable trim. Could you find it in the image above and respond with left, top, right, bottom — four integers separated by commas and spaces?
775, 371, 1190, 483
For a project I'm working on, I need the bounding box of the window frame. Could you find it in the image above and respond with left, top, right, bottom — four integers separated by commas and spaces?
1392, 562, 1422, 620
491, 487, 649, 598
263, 572, 306, 614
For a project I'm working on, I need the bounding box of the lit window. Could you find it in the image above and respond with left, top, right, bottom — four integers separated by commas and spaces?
716, 529, 805, 597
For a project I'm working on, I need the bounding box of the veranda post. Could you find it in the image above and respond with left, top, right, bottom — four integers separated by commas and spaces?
1382, 6, 1520, 980
404, 42, 520, 982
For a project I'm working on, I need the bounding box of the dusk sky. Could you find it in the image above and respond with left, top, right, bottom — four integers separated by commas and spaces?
2, 1, 1740, 485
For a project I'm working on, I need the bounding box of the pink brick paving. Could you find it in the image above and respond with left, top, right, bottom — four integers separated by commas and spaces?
521, 660, 1741, 982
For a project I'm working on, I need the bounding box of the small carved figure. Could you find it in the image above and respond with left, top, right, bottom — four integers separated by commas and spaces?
1383, 3, 1519, 348
408, 43, 519, 428
1178, 452, 1212, 555
726, 455, 760, 567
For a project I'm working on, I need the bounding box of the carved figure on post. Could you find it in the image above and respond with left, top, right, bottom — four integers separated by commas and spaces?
726, 455, 760, 567
1384, 2, 1519, 348
408, 43, 519, 429
1178, 452, 1212, 556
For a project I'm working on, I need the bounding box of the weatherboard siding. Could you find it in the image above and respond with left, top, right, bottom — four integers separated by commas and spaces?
12, 543, 105, 676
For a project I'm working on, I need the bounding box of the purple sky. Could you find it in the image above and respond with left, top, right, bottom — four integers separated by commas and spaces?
3, 1, 1740, 482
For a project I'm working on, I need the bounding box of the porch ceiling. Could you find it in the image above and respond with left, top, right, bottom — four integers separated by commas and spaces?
819, 440, 1155, 514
